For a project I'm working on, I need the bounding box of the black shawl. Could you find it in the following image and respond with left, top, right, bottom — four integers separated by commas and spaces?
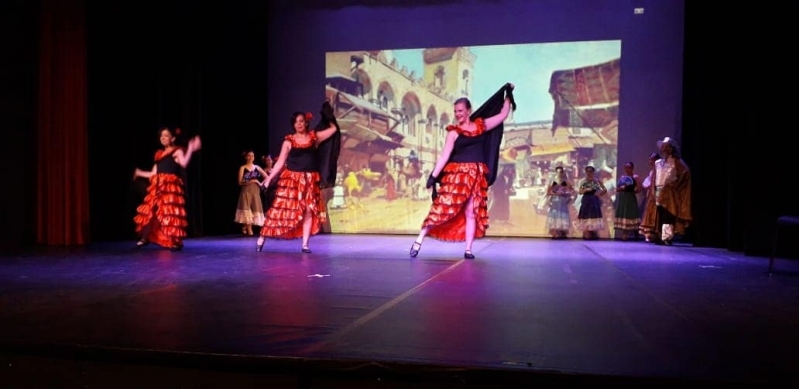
314, 100, 341, 189
468, 83, 516, 186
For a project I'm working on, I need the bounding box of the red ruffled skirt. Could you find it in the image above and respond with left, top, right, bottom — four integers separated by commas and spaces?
422, 162, 489, 242
260, 170, 324, 239
133, 173, 188, 249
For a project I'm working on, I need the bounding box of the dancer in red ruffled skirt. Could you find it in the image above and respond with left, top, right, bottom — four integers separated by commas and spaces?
256, 101, 340, 253
410, 83, 516, 260
133, 126, 201, 250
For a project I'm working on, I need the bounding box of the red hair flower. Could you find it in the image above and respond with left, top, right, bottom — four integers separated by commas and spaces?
304, 112, 313, 122
175, 127, 182, 135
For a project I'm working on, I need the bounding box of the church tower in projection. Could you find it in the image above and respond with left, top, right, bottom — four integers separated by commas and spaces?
422, 47, 476, 101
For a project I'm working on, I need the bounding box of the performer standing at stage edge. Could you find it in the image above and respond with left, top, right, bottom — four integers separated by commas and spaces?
409, 83, 516, 260
650, 136, 692, 245
133, 126, 202, 251
256, 100, 341, 253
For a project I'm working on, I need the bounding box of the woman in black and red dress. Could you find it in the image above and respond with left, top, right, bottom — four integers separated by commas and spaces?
133, 126, 201, 250
256, 101, 340, 253
409, 83, 515, 260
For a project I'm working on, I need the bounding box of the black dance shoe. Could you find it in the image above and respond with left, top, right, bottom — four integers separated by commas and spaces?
409, 241, 422, 258
256, 238, 265, 252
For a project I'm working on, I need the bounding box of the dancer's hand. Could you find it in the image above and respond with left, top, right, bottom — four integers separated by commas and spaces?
504, 83, 517, 110
426, 174, 437, 189
188, 136, 202, 151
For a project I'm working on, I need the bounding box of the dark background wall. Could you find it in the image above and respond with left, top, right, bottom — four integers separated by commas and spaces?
83, 1, 270, 241
0, 0, 795, 258
0, 0, 37, 249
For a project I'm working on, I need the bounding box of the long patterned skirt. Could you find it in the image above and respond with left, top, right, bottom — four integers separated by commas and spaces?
422, 162, 489, 242
234, 183, 265, 226
546, 195, 572, 235
574, 193, 605, 231
613, 191, 640, 232
134, 173, 188, 249
260, 170, 323, 240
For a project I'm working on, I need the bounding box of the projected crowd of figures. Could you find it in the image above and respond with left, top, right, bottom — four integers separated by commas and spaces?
322, 40, 621, 238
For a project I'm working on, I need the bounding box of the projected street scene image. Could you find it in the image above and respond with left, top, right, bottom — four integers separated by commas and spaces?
323, 41, 621, 238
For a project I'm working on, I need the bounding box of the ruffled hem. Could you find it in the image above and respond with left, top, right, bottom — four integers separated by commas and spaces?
546, 218, 572, 231
614, 218, 640, 231
133, 173, 188, 248
573, 218, 605, 231
234, 210, 265, 226
639, 224, 657, 234
236, 184, 264, 223
260, 170, 322, 239
422, 162, 489, 242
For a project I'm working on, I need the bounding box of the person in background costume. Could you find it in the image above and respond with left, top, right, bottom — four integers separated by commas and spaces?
489, 165, 516, 223
574, 166, 607, 240
545, 166, 574, 239
613, 161, 642, 240
260, 154, 277, 213
256, 100, 340, 253
330, 177, 347, 209
409, 83, 516, 259
133, 126, 202, 251
638, 152, 660, 242
234, 150, 267, 236
652, 137, 692, 245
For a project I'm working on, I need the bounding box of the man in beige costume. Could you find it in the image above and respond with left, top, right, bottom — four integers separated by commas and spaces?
653, 137, 692, 245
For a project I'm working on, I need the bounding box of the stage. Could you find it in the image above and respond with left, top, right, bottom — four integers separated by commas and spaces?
1, 234, 798, 386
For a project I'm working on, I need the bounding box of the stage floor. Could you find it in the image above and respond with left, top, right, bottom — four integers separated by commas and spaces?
1, 234, 798, 386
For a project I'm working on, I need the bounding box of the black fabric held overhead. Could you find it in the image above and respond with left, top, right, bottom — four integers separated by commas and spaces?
315, 100, 341, 189
467, 83, 516, 187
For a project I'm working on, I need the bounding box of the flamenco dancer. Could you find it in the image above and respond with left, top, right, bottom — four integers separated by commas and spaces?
256, 100, 341, 253
409, 83, 516, 259
133, 126, 202, 251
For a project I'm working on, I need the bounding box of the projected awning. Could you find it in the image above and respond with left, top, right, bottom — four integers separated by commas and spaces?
528, 143, 575, 162
504, 135, 531, 151
549, 58, 620, 130
337, 91, 389, 117
570, 137, 603, 149
339, 120, 403, 151
530, 142, 575, 156
552, 105, 619, 129
326, 71, 355, 81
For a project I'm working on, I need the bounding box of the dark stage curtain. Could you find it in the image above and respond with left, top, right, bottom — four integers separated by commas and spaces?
682, 3, 796, 258
35, 0, 89, 245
